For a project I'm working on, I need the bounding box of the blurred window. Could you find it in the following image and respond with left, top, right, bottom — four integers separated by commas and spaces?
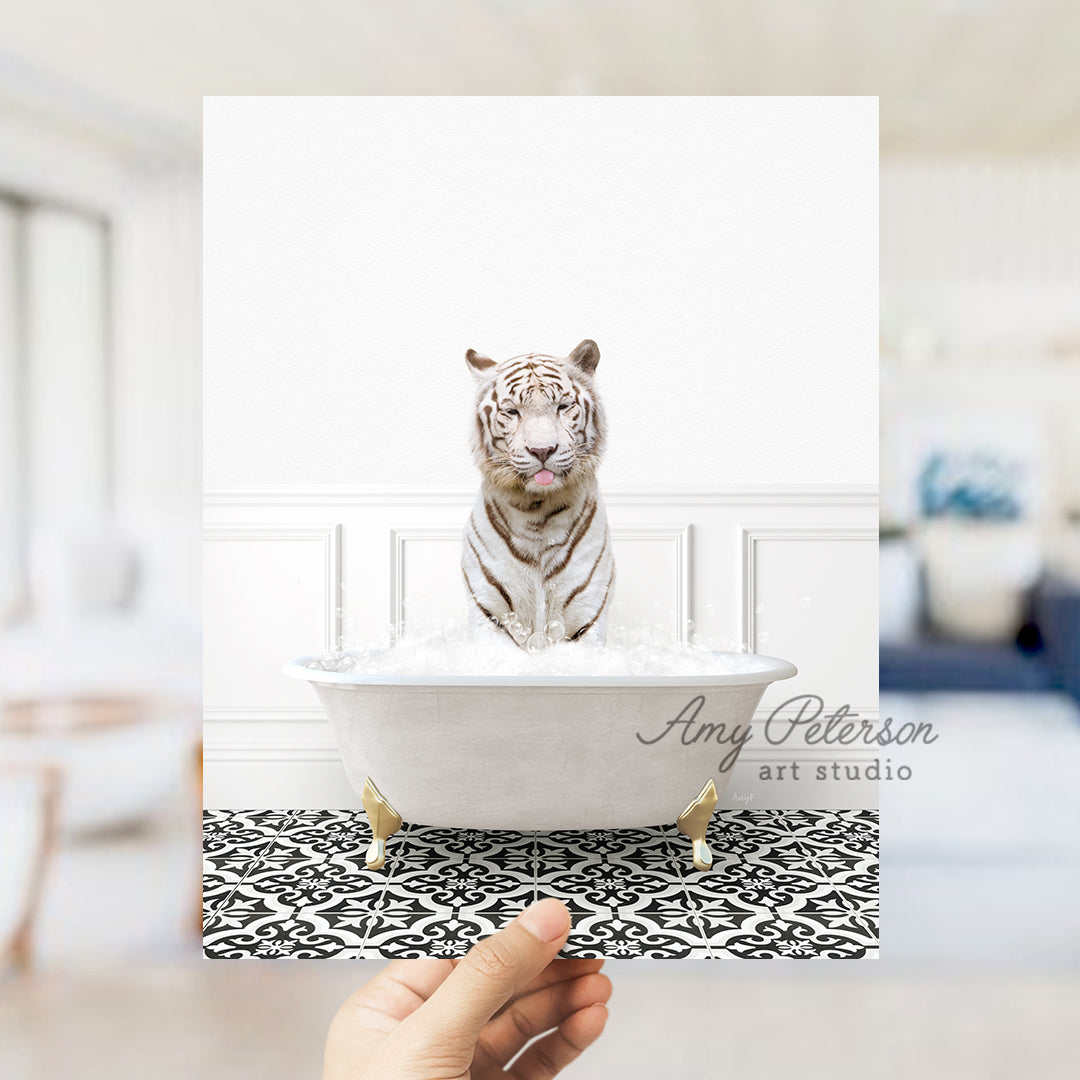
0, 193, 111, 622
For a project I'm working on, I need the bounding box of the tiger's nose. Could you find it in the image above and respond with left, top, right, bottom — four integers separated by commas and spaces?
528, 445, 556, 464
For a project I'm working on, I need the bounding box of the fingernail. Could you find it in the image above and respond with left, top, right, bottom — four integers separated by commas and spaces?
517, 898, 571, 942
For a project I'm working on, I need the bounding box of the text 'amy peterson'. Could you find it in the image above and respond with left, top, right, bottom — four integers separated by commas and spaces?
635, 694, 937, 772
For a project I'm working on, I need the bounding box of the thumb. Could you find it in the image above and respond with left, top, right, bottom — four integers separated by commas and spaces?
403, 898, 572, 1051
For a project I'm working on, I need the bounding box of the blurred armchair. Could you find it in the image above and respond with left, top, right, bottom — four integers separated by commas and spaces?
1036, 578, 1080, 702
881, 576, 1080, 701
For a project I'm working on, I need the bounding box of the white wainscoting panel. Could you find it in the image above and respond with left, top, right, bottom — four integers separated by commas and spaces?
204, 486, 878, 811
203, 523, 341, 715
608, 524, 691, 643
389, 522, 692, 639
741, 525, 879, 711
390, 526, 466, 632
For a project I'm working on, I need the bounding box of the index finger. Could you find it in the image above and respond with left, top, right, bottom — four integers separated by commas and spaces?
402, 898, 572, 1048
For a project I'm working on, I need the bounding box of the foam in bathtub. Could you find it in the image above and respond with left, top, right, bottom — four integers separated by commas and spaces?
306, 632, 778, 678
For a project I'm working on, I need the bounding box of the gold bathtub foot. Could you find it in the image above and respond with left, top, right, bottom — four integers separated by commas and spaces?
676, 779, 719, 872
361, 777, 402, 871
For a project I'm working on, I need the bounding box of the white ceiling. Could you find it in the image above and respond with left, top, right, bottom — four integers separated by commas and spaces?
0, 0, 1079, 157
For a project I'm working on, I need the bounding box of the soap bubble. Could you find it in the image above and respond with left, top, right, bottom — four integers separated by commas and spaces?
705, 602, 717, 615
757, 631, 770, 645
295, 618, 778, 679
755, 602, 766, 614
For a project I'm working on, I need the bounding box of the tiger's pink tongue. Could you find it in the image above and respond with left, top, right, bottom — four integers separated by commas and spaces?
534, 469, 555, 486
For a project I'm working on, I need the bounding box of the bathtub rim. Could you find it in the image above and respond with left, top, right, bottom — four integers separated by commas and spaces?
282, 652, 797, 689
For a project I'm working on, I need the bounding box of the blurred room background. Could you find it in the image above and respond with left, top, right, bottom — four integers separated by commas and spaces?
0, 12, 202, 979
2, 2, 1079, 1078
880, 159, 1080, 967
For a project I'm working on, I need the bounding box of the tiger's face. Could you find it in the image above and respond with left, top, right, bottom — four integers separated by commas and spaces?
466, 340, 606, 497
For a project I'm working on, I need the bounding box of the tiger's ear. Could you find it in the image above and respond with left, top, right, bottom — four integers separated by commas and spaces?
568, 339, 600, 375
465, 348, 496, 381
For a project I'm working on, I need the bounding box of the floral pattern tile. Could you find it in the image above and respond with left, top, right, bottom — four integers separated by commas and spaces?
203, 809, 878, 960
202, 810, 294, 925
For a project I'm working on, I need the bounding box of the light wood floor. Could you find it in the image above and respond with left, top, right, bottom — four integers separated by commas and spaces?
3, 960, 1080, 1079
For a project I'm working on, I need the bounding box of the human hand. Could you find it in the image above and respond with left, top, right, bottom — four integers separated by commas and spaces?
324, 898, 611, 1079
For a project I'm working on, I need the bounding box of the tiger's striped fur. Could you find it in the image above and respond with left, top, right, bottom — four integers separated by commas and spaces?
462, 339, 615, 646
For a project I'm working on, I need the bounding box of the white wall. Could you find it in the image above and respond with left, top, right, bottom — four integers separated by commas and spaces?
203, 97, 879, 811
112, 164, 202, 623
881, 160, 1080, 534
204, 96, 878, 489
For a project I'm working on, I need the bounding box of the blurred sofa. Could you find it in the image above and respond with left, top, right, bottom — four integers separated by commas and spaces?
880, 576, 1080, 700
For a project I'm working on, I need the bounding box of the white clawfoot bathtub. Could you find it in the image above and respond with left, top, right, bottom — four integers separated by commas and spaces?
283, 655, 796, 869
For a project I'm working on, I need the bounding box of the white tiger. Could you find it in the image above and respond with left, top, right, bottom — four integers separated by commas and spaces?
462, 339, 615, 647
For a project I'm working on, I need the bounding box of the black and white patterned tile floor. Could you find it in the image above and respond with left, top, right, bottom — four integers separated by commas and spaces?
203, 809, 878, 960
